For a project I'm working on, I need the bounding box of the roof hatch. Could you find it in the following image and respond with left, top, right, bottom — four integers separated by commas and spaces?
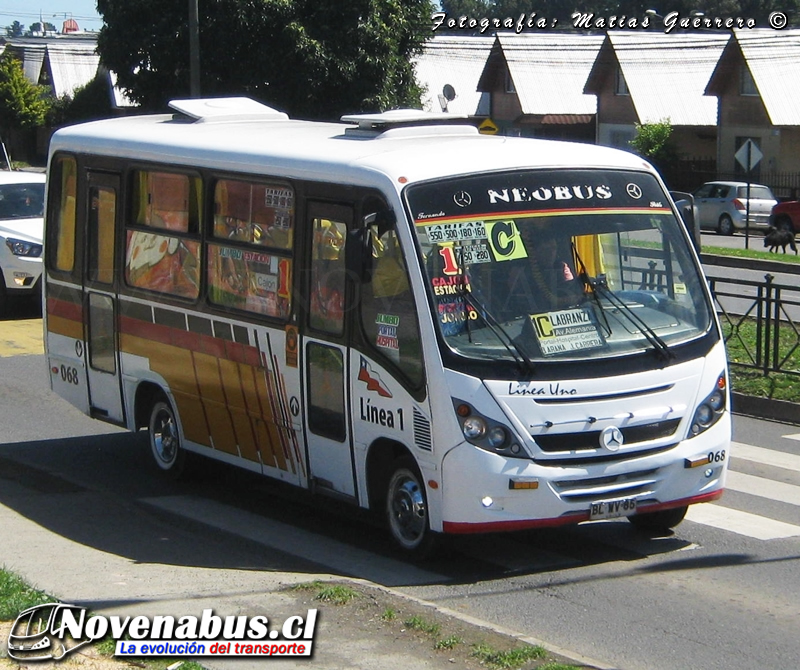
341, 109, 478, 137
168, 97, 288, 123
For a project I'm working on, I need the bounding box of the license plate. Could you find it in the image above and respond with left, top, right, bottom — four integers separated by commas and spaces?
590, 497, 637, 520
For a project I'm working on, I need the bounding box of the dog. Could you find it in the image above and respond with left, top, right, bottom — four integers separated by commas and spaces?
763, 226, 798, 254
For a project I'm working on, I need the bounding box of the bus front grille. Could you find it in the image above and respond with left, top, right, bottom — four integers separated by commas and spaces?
533, 418, 681, 453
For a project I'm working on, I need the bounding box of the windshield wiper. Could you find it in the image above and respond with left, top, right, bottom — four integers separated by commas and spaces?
570, 241, 672, 361
454, 282, 535, 374
588, 275, 674, 362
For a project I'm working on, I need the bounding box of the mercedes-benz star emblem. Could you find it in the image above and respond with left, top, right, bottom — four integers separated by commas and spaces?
626, 183, 643, 199
454, 191, 472, 207
600, 426, 624, 451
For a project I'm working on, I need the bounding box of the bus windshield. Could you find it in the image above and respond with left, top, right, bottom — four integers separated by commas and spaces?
406, 169, 713, 364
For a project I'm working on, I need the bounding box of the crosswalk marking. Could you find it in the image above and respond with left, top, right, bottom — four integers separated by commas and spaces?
731, 441, 800, 473
784, 433, 800, 443
726, 471, 800, 507
686, 504, 800, 540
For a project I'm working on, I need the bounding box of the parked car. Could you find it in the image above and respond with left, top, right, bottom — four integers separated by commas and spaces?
0, 170, 45, 314
769, 200, 800, 235
692, 181, 777, 235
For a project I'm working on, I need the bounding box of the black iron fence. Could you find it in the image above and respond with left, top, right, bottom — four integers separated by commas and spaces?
707, 270, 800, 379
664, 157, 800, 201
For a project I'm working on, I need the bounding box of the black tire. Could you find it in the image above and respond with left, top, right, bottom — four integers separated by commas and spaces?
717, 215, 734, 236
147, 395, 186, 478
0, 278, 6, 318
775, 215, 796, 235
628, 505, 688, 533
385, 456, 438, 557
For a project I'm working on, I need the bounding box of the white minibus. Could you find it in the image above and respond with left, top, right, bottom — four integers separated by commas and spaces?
44, 98, 730, 555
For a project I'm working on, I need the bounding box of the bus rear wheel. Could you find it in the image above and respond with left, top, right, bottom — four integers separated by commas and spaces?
148, 395, 186, 478
627, 505, 688, 533
386, 457, 437, 557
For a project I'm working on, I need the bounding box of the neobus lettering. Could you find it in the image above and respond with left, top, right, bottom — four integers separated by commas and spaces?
487, 184, 612, 204
360, 397, 404, 430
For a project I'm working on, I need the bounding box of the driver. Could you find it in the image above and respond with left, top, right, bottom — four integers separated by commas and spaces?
502, 222, 582, 315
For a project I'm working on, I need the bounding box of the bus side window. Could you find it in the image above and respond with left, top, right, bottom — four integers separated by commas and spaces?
309, 217, 347, 334
359, 215, 423, 387
48, 155, 77, 273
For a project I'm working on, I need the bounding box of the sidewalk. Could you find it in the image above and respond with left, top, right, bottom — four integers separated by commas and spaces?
0, 463, 606, 670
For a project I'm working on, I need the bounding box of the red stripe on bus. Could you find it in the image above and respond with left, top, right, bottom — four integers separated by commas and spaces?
47, 296, 83, 322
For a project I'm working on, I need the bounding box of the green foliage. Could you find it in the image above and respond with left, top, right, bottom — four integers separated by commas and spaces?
96, 0, 433, 119
0, 54, 51, 130
6, 21, 24, 38
47, 74, 116, 126
629, 119, 681, 176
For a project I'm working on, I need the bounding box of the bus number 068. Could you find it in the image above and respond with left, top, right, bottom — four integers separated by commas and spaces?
60, 365, 79, 385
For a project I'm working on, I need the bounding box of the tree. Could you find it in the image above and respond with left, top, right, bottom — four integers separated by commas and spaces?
0, 54, 51, 131
95, 0, 434, 119
6, 21, 24, 38
629, 119, 681, 179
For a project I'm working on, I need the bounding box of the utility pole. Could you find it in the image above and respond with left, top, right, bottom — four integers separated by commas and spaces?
189, 0, 200, 97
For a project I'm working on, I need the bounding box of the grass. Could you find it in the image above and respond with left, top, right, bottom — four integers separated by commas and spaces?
702, 243, 800, 264
470, 642, 548, 669
718, 308, 800, 403
0, 567, 54, 620
703, 242, 800, 404
403, 614, 442, 636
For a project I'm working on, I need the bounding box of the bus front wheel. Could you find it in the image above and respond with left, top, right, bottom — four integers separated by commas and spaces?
148, 395, 186, 478
627, 505, 688, 533
386, 457, 437, 557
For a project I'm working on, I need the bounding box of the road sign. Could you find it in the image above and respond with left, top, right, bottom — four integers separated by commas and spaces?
735, 139, 763, 172
478, 118, 498, 135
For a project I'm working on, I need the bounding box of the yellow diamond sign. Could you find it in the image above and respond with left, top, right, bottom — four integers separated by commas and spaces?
478, 118, 498, 135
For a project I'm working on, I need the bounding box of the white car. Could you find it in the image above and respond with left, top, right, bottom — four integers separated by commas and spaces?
0, 170, 46, 313
693, 180, 777, 235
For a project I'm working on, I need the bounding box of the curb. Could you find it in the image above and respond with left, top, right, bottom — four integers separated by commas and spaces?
349, 578, 619, 670
731, 392, 800, 426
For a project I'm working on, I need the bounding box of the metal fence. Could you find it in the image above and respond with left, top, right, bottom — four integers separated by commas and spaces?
665, 157, 800, 200
707, 271, 800, 378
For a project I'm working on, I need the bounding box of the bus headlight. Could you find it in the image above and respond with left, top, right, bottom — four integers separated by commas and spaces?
689, 373, 727, 438
463, 416, 486, 439
487, 426, 507, 448
453, 399, 528, 459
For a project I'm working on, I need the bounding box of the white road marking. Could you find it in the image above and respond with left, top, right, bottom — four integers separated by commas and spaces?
726, 471, 800, 507
141, 495, 446, 585
686, 504, 800, 540
731, 442, 800, 473
783, 433, 800, 443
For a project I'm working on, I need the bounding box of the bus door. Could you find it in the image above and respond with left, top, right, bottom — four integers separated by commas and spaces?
302, 202, 356, 499
81, 171, 125, 424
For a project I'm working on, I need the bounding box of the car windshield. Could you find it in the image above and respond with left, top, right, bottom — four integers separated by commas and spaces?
0, 183, 44, 220
406, 169, 713, 364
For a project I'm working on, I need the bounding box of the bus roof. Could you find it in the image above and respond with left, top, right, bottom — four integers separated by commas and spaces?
49, 97, 654, 192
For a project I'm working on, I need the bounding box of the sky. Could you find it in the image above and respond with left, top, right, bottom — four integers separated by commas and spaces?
0, 1, 104, 33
